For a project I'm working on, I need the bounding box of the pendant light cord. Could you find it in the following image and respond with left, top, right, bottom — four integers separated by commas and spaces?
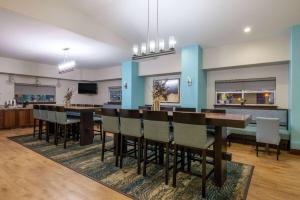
147, 0, 150, 49
157, 0, 159, 43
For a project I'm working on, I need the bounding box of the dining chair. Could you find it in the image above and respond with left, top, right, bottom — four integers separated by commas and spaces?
55, 106, 80, 148
175, 107, 196, 112
46, 105, 57, 143
101, 108, 120, 167
143, 110, 172, 185
93, 109, 102, 141
119, 109, 143, 174
39, 105, 48, 140
172, 111, 215, 198
256, 117, 281, 160
32, 105, 40, 138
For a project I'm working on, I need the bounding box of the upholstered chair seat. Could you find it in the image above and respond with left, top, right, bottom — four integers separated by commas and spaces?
172, 112, 215, 199
143, 110, 172, 185
101, 108, 120, 167
119, 109, 143, 174
256, 117, 281, 160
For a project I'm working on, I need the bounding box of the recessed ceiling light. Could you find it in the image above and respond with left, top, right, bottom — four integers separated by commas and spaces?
244, 26, 252, 33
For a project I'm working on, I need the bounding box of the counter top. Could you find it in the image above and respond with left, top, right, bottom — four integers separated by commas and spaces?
214, 104, 279, 110
0, 107, 33, 110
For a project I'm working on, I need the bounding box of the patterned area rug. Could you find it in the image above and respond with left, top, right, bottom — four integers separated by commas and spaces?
9, 134, 253, 200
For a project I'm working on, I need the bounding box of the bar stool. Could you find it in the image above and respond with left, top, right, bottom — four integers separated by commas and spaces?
143, 110, 172, 185
172, 112, 215, 198
101, 108, 120, 167
119, 109, 143, 174
46, 105, 57, 143
55, 106, 80, 149
93, 109, 102, 141
39, 105, 48, 140
32, 105, 41, 138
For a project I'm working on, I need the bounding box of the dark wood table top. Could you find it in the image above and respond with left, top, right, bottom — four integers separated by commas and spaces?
135, 110, 250, 128
37, 104, 100, 112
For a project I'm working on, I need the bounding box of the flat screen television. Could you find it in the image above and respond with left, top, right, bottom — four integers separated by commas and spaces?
78, 83, 98, 94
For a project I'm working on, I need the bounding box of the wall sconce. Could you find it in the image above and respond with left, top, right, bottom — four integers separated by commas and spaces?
187, 76, 192, 86
123, 81, 128, 89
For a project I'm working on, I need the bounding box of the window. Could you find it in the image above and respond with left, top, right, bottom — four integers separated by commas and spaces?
109, 86, 122, 102
215, 78, 276, 105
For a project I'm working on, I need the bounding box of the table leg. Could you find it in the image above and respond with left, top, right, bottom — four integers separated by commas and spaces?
79, 111, 94, 146
159, 144, 164, 165
214, 126, 227, 187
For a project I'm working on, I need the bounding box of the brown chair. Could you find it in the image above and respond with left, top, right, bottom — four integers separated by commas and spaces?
172, 112, 215, 198
119, 109, 143, 174
101, 108, 120, 167
46, 105, 57, 143
143, 110, 172, 185
175, 107, 196, 112
32, 105, 41, 138
39, 105, 48, 140
93, 109, 102, 140
55, 106, 80, 148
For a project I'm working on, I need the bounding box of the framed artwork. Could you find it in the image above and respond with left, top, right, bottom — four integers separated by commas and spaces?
109, 86, 122, 102
153, 78, 180, 103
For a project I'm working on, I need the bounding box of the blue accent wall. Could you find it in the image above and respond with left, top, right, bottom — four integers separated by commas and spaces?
121, 61, 144, 109
180, 45, 207, 111
290, 25, 300, 150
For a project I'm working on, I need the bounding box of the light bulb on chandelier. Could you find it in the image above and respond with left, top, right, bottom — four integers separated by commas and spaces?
58, 48, 76, 74
132, 0, 176, 60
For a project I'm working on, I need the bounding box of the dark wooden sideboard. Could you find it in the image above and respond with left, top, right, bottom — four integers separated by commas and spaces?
0, 108, 34, 130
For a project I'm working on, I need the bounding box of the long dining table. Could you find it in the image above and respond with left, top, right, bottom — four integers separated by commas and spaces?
43, 105, 250, 187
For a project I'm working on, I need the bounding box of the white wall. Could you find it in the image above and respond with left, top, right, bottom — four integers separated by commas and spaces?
204, 35, 289, 69
144, 74, 181, 105
0, 73, 120, 105
139, 54, 181, 76
207, 64, 289, 109
0, 56, 82, 80
94, 79, 121, 104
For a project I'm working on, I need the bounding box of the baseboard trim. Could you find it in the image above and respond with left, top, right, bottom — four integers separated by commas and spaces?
290, 149, 300, 155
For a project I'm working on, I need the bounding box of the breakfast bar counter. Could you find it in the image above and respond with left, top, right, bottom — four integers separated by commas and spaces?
0, 107, 34, 130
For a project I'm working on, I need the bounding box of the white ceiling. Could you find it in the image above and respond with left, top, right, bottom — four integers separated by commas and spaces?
1, 0, 300, 69
0, 9, 129, 68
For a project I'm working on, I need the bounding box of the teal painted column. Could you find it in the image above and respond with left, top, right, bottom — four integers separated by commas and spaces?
121, 61, 144, 109
180, 45, 207, 111
290, 25, 300, 150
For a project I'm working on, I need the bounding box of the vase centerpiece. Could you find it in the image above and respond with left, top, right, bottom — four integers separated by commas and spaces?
64, 88, 74, 107
152, 80, 168, 111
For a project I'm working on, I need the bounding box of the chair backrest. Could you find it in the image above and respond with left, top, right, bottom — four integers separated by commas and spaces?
143, 110, 170, 142
56, 106, 67, 124
102, 108, 119, 133
33, 105, 40, 119
120, 109, 142, 137
256, 117, 281, 145
47, 106, 57, 123
173, 112, 207, 149
39, 105, 48, 121
201, 109, 226, 114
175, 107, 196, 112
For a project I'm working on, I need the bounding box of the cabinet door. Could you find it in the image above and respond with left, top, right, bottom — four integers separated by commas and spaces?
28, 109, 34, 126
17, 110, 27, 127
4, 110, 16, 129
0, 111, 4, 129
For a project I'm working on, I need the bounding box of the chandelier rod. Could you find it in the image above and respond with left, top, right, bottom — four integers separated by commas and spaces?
147, 0, 150, 49
157, 0, 159, 42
